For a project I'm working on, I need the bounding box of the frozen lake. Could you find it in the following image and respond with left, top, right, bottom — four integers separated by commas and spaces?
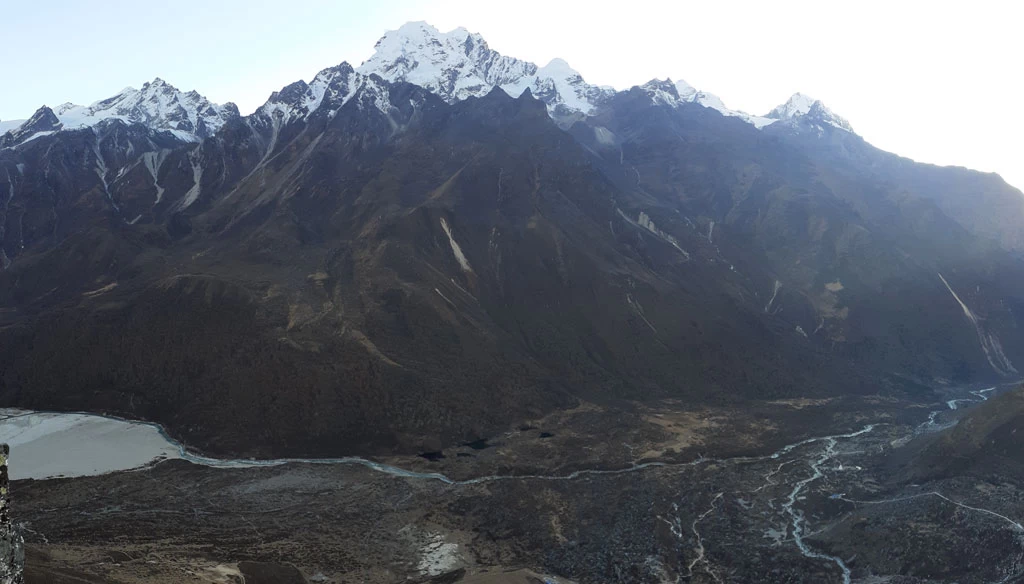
0, 409, 181, 480
0, 409, 462, 483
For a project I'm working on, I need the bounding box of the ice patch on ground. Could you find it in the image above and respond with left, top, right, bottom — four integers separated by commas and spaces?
825, 279, 844, 292
440, 217, 472, 272
594, 126, 616, 145
938, 272, 1018, 376
417, 533, 460, 576
616, 208, 690, 259
765, 280, 782, 314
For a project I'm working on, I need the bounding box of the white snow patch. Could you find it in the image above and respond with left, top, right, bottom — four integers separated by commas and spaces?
766, 92, 854, 132
695, 91, 777, 128
594, 126, 616, 145
302, 67, 361, 116
825, 279, 844, 292
12, 130, 55, 145
617, 208, 690, 259
417, 533, 460, 576
440, 217, 472, 272
938, 272, 1018, 376
92, 135, 120, 212
768, 92, 818, 119
643, 78, 777, 129
47, 78, 233, 141
435, 288, 455, 306
142, 150, 169, 204
765, 280, 782, 314
674, 80, 698, 101
358, 21, 613, 117
534, 57, 601, 114
206, 565, 244, 584
181, 150, 204, 208
626, 293, 658, 334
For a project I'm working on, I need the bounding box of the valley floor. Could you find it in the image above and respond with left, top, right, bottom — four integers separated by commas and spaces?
8, 384, 1024, 583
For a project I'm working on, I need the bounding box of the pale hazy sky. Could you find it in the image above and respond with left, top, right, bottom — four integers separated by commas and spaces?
2, 0, 1022, 189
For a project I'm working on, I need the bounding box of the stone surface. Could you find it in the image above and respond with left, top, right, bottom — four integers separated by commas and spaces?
0, 445, 24, 584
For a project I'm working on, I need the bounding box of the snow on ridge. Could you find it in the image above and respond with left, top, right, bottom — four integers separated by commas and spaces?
256, 62, 391, 123
440, 217, 473, 273
2, 22, 856, 143
766, 92, 853, 132
642, 81, 855, 133
360, 21, 536, 99
767, 92, 817, 119
359, 21, 854, 133
674, 80, 698, 101
358, 21, 612, 118
52, 78, 238, 140
694, 90, 777, 129
3, 78, 238, 145
642, 78, 777, 129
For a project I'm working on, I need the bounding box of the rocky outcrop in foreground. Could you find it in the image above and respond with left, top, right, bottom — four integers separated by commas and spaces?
0, 445, 24, 584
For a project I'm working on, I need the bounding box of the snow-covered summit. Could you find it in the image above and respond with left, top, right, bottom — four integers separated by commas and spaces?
357, 23, 849, 134
357, 21, 613, 120
253, 61, 411, 128
674, 79, 699, 101
0, 106, 62, 148
766, 93, 853, 132
766, 92, 817, 119
643, 86, 853, 133
2, 23, 857, 147
258, 63, 361, 121
641, 78, 777, 129
2, 78, 239, 146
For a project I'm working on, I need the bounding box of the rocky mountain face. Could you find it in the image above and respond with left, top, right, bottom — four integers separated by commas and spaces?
1, 78, 238, 149
765, 92, 853, 131
2, 23, 1024, 458
640, 78, 777, 128
358, 21, 615, 125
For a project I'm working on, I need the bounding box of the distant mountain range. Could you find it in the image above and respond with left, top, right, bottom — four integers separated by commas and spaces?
1, 22, 852, 144
2, 22, 1024, 457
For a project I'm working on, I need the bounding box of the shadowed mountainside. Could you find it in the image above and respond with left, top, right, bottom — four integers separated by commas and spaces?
1, 62, 1024, 457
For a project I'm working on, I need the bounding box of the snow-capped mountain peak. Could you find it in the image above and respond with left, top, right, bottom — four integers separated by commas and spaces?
358, 21, 534, 100
2, 22, 859, 149
255, 61, 402, 125
357, 21, 613, 122
640, 78, 776, 129
0, 106, 62, 148
767, 92, 817, 119
674, 79, 698, 101
641, 79, 685, 106
2, 78, 239, 147
766, 92, 853, 132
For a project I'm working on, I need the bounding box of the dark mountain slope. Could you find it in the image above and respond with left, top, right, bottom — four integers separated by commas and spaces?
573, 90, 1024, 386
0, 77, 876, 457
898, 385, 1024, 482
770, 116, 1024, 252
2, 60, 1024, 457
